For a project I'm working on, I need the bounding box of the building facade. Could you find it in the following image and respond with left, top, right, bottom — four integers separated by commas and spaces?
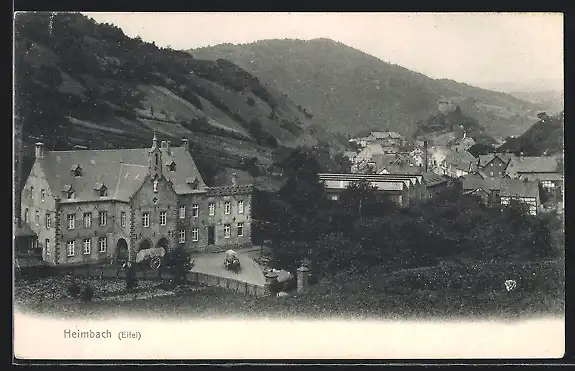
20, 136, 253, 267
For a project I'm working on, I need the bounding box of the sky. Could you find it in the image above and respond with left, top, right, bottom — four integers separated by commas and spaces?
85, 12, 564, 91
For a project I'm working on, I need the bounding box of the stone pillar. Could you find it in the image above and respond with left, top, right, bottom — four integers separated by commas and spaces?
265, 271, 278, 295
297, 266, 310, 293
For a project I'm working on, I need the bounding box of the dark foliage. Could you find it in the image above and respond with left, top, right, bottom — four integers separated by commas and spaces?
498, 111, 564, 156
66, 282, 81, 298
80, 284, 95, 302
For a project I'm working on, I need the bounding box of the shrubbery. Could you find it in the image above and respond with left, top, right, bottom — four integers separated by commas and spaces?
67, 282, 82, 298
80, 285, 95, 302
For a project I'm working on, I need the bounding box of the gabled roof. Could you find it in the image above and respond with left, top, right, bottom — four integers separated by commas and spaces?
38, 145, 206, 203
445, 150, 476, 171
478, 153, 516, 167
500, 178, 540, 199
460, 174, 502, 192
422, 172, 449, 187
370, 131, 403, 139
506, 156, 560, 175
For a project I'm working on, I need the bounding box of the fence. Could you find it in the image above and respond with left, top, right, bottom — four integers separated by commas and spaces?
46, 265, 269, 298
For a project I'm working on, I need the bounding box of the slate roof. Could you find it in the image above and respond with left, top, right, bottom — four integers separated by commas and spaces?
460, 175, 502, 192
422, 172, 450, 187
505, 156, 560, 175
477, 153, 517, 167
500, 178, 540, 199
445, 150, 476, 171
14, 221, 37, 238
370, 131, 403, 139
38, 145, 206, 204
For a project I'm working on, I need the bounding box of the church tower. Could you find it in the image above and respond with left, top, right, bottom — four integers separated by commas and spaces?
148, 133, 163, 180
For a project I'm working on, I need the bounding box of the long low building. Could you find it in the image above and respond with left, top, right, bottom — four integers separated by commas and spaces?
318, 173, 428, 207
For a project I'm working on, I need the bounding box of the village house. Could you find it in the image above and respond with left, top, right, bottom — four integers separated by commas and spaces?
318, 173, 429, 207
426, 146, 450, 175
505, 155, 563, 195
449, 136, 476, 153
475, 153, 516, 178
442, 149, 477, 178
500, 178, 541, 216
368, 131, 406, 148
20, 135, 253, 267
460, 173, 502, 207
421, 172, 451, 197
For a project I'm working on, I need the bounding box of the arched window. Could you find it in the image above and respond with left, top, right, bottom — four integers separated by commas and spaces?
155, 153, 159, 167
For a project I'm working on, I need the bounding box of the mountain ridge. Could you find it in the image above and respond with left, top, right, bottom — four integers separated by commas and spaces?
191, 38, 546, 141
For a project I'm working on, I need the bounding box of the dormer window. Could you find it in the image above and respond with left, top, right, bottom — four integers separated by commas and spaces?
186, 177, 199, 190
62, 185, 75, 199
94, 183, 108, 197
71, 164, 82, 177
166, 160, 176, 172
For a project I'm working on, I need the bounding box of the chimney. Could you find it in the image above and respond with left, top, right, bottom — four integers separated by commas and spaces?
161, 140, 167, 149
35, 142, 44, 158
166, 141, 171, 154
423, 140, 428, 172
182, 138, 189, 152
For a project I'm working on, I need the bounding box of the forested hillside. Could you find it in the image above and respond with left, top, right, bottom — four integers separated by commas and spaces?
14, 12, 346, 189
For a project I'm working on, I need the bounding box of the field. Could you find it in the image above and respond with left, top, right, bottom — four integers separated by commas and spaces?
14, 258, 564, 321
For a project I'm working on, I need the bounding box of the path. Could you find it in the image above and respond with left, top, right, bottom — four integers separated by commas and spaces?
190, 250, 267, 286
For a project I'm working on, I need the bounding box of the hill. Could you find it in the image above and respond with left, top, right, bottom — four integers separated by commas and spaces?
191, 38, 545, 141
498, 111, 564, 156
14, 13, 347, 190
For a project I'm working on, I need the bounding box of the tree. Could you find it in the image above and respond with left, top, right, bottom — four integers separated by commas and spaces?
164, 246, 193, 285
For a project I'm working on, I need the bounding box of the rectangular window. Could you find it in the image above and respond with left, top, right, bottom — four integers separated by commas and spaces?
160, 211, 167, 226
192, 227, 199, 242
179, 229, 186, 243
24, 208, 28, 223
208, 202, 215, 216
35, 211, 39, 226
45, 239, 50, 255
224, 224, 231, 239
237, 222, 244, 237
179, 205, 186, 219
45, 213, 51, 229
67, 240, 75, 257
238, 200, 244, 214
541, 180, 555, 189
99, 211, 107, 226
83, 238, 91, 255
192, 204, 199, 217
83, 212, 92, 228
121, 212, 126, 227
224, 201, 231, 215
30, 186, 34, 199
98, 237, 107, 252
143, 213, 150, 228
41, 189, 45, 202
67, 214, 75, 230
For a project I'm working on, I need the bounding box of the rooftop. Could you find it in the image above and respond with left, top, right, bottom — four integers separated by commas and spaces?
500, 178, 540, 199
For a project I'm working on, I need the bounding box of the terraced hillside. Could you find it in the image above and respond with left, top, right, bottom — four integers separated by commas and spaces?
14, 12, 345, 190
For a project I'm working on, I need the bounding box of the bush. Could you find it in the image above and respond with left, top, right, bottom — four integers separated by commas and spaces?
283, 276, 297, 292
67, 282, 81, 298
307, 274, 318, 286
81, 285, 95, 302
268, 279, 283, 296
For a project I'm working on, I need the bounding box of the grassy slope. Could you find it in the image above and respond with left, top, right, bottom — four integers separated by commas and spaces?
15, 257, 564, 320
191, 38, 545, 141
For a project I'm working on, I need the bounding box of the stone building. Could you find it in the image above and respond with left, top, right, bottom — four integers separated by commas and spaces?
20, 135, 252, 267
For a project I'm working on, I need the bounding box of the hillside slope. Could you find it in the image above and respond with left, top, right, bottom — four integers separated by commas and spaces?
14, 13, 346, 189
498, 111, 564, 156
191, 38, 545, 141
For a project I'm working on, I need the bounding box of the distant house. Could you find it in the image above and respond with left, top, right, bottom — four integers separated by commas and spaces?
422, 172, 451, 197
500, 178, 541, 216
355, 143, 386, 172
476, 153, 516, 178
450, 136, 476, 153
318, 173, 428, 207
443, 150, 477, 178
368, 131, 405, 148
460, 174, 502, 206
409, 148, 424, 167
349, 137, 372, 148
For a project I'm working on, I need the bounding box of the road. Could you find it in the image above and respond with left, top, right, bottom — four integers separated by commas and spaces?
189, 249, 267, 286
